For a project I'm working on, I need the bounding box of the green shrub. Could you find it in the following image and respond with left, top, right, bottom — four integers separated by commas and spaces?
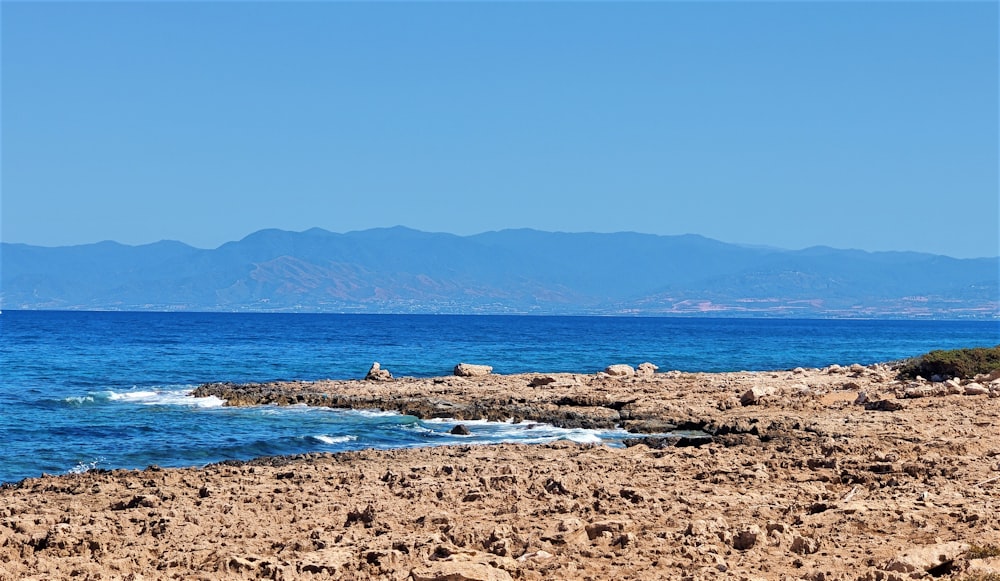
969, 544, 1000, 559
897, 346, 1000, 380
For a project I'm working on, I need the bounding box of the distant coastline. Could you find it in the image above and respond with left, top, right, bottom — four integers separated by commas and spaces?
2, 227, 997, 319
1, 307, 998, 321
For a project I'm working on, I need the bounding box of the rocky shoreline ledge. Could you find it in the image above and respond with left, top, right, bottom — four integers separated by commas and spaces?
3, 364, 1000, 580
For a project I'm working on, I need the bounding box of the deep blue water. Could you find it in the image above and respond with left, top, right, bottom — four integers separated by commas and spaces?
1, 310, 997, 484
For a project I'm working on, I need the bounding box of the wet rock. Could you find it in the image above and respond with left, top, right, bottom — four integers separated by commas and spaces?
454, 363, 493, 377
450, 424, 471, 436
604, 364, 635, 377
365, 362, 393, 381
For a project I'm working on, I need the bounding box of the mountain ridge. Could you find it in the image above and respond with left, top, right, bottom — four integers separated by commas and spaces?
2, 227, 997, 318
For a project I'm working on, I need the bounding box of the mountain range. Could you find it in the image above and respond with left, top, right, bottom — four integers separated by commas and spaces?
2, 227, 997, 318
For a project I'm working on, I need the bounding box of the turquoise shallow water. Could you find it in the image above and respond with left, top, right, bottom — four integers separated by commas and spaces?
1, 310, 997, 483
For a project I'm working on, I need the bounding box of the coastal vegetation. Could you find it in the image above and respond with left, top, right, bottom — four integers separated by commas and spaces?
968, 544, 1000, 560
898, 346, 1000, 380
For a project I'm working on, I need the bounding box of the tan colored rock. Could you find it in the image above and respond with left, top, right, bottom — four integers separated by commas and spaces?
965, 383, 989, 396
411, 560, 514, 581
604, 364, 635, 377
365, 361, 393, 381
454, 363, 493, 377
968, 556, 1000, 577
637, 362, 658, 377
885, 542, 969, 573
791, 535, 820, 555
516, 550, 553, 562
299, 548, 354, 575
741, 385, 776, 405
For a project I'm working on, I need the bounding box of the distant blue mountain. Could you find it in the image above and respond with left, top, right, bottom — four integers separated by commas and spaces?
2, 227, 997, 318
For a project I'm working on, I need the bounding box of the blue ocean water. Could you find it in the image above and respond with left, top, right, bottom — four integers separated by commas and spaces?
1, 310, 997, 484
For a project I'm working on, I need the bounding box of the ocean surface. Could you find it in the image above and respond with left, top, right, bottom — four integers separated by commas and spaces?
1, 310, 997, 484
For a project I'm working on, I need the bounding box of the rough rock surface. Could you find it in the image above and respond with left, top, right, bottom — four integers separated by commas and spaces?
3, 366, 1000, 580
603, 364, 635, 377
365, 362, 393, 382
636, 362, 658, 377
454, 363, 493, 377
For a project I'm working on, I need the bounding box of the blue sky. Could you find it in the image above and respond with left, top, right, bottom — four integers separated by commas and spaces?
2, 2, 997, 258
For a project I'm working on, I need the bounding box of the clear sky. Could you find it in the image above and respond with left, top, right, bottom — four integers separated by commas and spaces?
2, 1, 997, 258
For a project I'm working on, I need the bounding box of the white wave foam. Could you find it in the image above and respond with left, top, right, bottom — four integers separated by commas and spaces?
64, 395, 95, 405
312, 434, 358, 445
106, 387, 225, 408
349, 408, 403, 418
108, 390, 160, 402
67, 458, 104, 475
419, 418, 628, 445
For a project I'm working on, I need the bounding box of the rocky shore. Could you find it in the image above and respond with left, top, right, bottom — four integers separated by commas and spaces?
3, 364, 1000, 580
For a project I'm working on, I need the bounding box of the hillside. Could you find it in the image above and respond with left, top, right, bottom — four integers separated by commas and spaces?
2, 227, 996, 318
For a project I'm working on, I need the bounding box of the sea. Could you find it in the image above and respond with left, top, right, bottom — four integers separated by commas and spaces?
1, 310, 997, 484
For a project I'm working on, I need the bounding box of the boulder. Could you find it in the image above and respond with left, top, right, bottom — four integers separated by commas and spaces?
604, 364, 635, 377
965, 383, 989, 396
364, 362, 392, 381
791, 535, 820, 555
741, 386, 776, 406
885, 542, 969, 574
968, 557, 1000, 577
636, 362, 658, 377
733, 525, 763, 550
450, 424, 471, 436
454, 363, 493, 377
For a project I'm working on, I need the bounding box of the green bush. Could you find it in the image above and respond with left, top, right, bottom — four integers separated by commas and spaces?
897, 346, 1000, 380
969, 544, 1000, 559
